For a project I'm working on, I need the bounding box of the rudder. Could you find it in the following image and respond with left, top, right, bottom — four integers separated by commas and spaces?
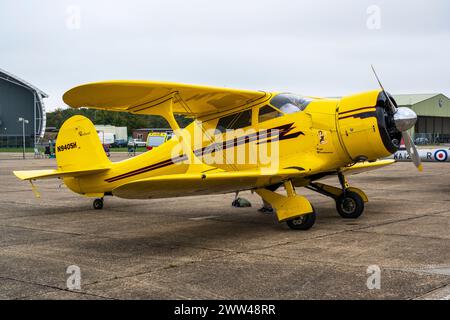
55, 115, 111, 171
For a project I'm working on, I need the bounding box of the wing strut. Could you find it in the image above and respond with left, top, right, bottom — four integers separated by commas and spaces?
174, 93, 240, 172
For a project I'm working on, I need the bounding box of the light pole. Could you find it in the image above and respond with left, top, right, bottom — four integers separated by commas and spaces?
18, 117, 29, 160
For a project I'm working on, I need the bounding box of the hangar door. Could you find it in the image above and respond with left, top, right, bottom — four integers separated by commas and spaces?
415, 116, 450, 142
415, 116, 450, 134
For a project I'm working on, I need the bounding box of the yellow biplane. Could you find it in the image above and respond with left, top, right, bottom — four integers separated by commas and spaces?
14, 69, 422, 230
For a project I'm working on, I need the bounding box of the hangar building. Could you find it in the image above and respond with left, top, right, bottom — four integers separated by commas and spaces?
0, 68, 48, 148
95, 125, 128, 141
394, 93, 450, 144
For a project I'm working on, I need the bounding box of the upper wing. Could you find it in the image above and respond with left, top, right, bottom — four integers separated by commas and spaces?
63, 81, 269, 117
14, 168, 110, 181
341, 159, 395, 175
112, 168, 306, 199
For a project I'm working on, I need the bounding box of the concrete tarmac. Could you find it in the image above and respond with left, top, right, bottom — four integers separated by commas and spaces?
0, 153, 449, 299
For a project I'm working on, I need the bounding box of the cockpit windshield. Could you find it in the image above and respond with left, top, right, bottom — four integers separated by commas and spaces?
270, 93, 313, 114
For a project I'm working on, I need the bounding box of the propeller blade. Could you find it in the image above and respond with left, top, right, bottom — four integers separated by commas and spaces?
371, 65, 387, 92
402, 131, 423, 171
371, 65, 397, 114
370, 65, 421, 171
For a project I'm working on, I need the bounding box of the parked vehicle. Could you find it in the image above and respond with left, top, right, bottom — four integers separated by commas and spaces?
128, 139, 147, 147
146, 132, 173, 151
111, 139, 128, 148
414, 137, 429, 145
97, 132, 115, 145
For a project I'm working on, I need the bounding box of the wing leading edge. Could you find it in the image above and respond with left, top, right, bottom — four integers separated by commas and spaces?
341, 159, 395, 175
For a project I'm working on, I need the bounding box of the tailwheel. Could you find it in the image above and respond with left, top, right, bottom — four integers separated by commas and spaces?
336, 191, 364, 219
286, 209, 316, 230
93, 198, 104, 210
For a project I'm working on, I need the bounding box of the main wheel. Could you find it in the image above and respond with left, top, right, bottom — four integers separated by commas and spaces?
336, 191, 364, 219
286, 210, 316, 230
93, 198, 104, 210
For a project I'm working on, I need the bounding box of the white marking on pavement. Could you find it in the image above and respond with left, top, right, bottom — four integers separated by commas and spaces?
189, 216, 220, 221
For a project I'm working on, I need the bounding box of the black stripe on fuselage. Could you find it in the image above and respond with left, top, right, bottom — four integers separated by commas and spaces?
105, 123, 304, 183
105, 155, 188, 183
193, 123, 303, 157
338, 110, 377, 120
338, 106, 376, 115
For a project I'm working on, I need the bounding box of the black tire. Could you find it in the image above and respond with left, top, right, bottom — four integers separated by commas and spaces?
286, 210, 316, 230
336, 191, 364, 219
93, 198, 104, 210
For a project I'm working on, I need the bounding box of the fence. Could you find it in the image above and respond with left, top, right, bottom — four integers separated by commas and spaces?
0, 136, 36, 148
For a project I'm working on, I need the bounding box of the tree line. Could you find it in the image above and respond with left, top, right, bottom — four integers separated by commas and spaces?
46, 108, 193, 132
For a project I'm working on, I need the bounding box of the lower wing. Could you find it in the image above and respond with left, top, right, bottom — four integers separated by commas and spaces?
112, 168, 306, 199
112, 160, 394, 200
341, 159, 395, 175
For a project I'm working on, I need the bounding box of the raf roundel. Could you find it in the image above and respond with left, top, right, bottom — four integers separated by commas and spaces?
434, 149, 448, 162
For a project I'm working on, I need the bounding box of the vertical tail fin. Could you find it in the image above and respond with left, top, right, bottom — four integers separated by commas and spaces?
55, 115, 111, 171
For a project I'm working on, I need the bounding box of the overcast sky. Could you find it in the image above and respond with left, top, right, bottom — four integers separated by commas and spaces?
1, 0, 449, 111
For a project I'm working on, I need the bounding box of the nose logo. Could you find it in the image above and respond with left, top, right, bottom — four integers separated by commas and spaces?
318, 131, 327, 145
78, 131, 91, 137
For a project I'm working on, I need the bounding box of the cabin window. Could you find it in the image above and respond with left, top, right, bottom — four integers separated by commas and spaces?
216, 110, 252, 133
258, 105, 282, 123
270, 93, 312, 114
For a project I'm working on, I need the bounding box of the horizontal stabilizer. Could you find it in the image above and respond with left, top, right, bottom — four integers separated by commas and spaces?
14, 167, 110, 181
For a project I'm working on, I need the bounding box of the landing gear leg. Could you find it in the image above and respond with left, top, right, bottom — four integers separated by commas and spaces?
306, 173, 367, 219
283, 181, 316, 230
256, 180, 316, 230
93, 198, 104, 210
257, 184, 280, 214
